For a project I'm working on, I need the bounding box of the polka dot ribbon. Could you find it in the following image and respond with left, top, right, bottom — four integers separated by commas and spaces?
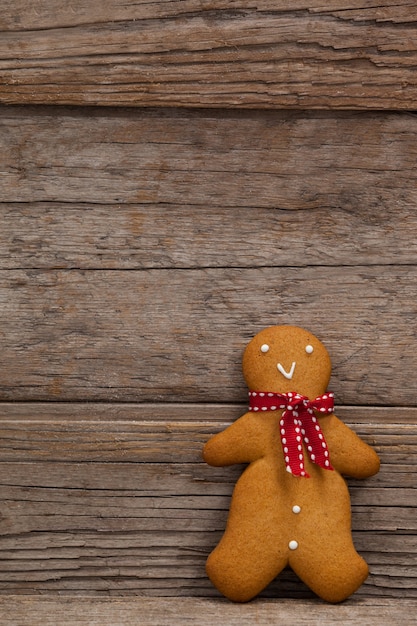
248, 391, 335, 477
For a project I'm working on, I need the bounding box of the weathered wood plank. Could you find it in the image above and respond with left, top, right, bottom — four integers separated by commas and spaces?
0, 415, 414, 597
0, 509, 413, 595
6, 197, 417, 270
2, 108, 417, 271
2, 194, 416, 270
0, 266, 416, 404
0, 403, 410, 460
0, 409, 412, 464
3, 0, 417, 30
2, 597, 417, 626
1, 402, 417, 424
0, 536, 413, 596
2, 2, 417, 108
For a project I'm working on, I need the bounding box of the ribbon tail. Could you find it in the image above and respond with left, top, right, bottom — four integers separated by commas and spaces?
279, 410, 310, 478
301, 409, 333, 471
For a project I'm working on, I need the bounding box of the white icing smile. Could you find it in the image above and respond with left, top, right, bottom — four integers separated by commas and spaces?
277, 362, 296, 380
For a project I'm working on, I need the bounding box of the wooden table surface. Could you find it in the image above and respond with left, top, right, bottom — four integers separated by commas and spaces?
2, 0, 417, 109
0, 1, 416, 624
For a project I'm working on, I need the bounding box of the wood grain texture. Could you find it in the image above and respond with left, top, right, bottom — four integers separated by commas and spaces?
2, 1, 417, 108
3, 597, 417, 626
2, 106, 417, 207
0, 404, 403, 463
1, 0, 416, 613
2, 402, 416, 424
1, 266, 416, 404
3, 107, 414, 404
0, 404, 414, 598
4, 198, 417, 270
2, 106, 417, 269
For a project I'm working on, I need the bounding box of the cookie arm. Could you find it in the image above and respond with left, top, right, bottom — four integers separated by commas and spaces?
322, 414, 380, 478
203, 413, 265, 466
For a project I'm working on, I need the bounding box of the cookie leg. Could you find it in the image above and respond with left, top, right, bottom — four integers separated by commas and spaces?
206, 534, 288, 603
290, 539, 369, 603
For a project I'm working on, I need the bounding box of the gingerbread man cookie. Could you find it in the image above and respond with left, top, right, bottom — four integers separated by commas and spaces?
203, 325, 380, 603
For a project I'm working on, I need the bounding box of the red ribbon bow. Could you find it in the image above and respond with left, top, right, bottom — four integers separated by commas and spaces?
248, 391, 335, 477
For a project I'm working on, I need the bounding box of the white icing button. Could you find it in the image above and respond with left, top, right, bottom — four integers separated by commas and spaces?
289, 540, 299, 550
305, 345, 314, 354
292, 505, 301, 514
260, 344, 270, 353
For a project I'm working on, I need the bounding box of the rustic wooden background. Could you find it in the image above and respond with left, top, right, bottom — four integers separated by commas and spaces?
1, 1, 417, 624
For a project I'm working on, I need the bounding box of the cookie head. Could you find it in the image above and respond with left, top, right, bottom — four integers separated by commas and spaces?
242, 326, 331, 398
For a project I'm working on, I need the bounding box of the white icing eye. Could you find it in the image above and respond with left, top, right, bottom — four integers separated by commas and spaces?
260, 344, 270, 353
305, 345, 314, 354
